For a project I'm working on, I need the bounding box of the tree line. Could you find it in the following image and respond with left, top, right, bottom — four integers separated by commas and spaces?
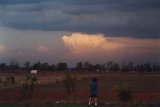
0, 59, 160, 72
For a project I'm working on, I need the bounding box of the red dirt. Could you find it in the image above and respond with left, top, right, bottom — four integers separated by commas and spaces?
0, 88, 160, 104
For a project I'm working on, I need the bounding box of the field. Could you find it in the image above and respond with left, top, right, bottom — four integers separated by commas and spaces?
0, 72, 160, 105
0, 104, 160, 107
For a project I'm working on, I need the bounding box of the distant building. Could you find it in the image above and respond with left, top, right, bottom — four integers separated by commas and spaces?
31, 70, 37, 74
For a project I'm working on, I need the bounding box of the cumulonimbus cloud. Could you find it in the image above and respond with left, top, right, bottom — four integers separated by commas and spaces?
62, 32, 160, 62
62, 33, 124, 56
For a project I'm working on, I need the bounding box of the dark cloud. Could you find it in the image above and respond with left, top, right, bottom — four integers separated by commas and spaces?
0, 0, 52, 5
0, 0, 160, 38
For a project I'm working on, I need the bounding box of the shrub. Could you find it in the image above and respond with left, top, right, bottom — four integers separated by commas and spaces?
63, 73, 78, 95
21, 75, 37, 100
0, 78, 2, 84
114, 83, 133, 102
11, 76, 15, 84
55, 80, 60, 84
6, 77, 10, 83
31, 76, 37, 82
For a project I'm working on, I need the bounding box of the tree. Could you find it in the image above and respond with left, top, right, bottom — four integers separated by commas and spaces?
0, 63, 7, 71
24, 61, 31, 71
144, 63, 152, 72
128, 62, 134, 72
9, 59, 19, 71
57, 62, 68, 71
112, 63, 120, 72
83, 61, 91, 71
94, 64, 103, 71
32, 61, 42, 70
76, 62, 83, 71
153, 64, 160, 72
106, 61, 113, 71
49, 64, 56, 72
41, 62, 50, 71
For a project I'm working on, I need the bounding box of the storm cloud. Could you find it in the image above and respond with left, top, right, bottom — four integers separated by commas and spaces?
0, 26, 160, 65
62, 33, 160, 63
0, 0, 160, 38
62, 33, 124, 56
0, 1, 160, 65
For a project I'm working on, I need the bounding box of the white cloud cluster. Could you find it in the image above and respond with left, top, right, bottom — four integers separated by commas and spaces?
0, 43, 6, 54
37, 45, 49, 53
62, 33, 124, 56
62, 32, 160, 63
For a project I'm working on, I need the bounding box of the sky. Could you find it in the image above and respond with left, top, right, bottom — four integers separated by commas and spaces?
0, 0, 160, 66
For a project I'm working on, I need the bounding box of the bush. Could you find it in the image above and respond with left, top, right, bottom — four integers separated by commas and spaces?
21, 75, 37, 100
6, 77, 10, 83
55, 80, 60, 84
63, 73, 78, 95
0, 78, 2, 84
114, 83, 133, 102
31, 76, 37, 82
11, 76, 15, 84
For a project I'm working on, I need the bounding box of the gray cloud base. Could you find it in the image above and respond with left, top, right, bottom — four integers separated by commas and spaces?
0, 0, 160, 38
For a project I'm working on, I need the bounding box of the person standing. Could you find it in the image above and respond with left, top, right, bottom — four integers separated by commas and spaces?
89, 77, 98, 106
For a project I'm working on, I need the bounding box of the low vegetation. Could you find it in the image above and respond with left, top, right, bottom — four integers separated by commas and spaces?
21, 75, 37, 100
63, 73, 78, 95
114, 83, 133, 102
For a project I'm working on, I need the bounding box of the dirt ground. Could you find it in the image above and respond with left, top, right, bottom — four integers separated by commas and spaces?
0, 87, 160, 104
0, 72, 160, 104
